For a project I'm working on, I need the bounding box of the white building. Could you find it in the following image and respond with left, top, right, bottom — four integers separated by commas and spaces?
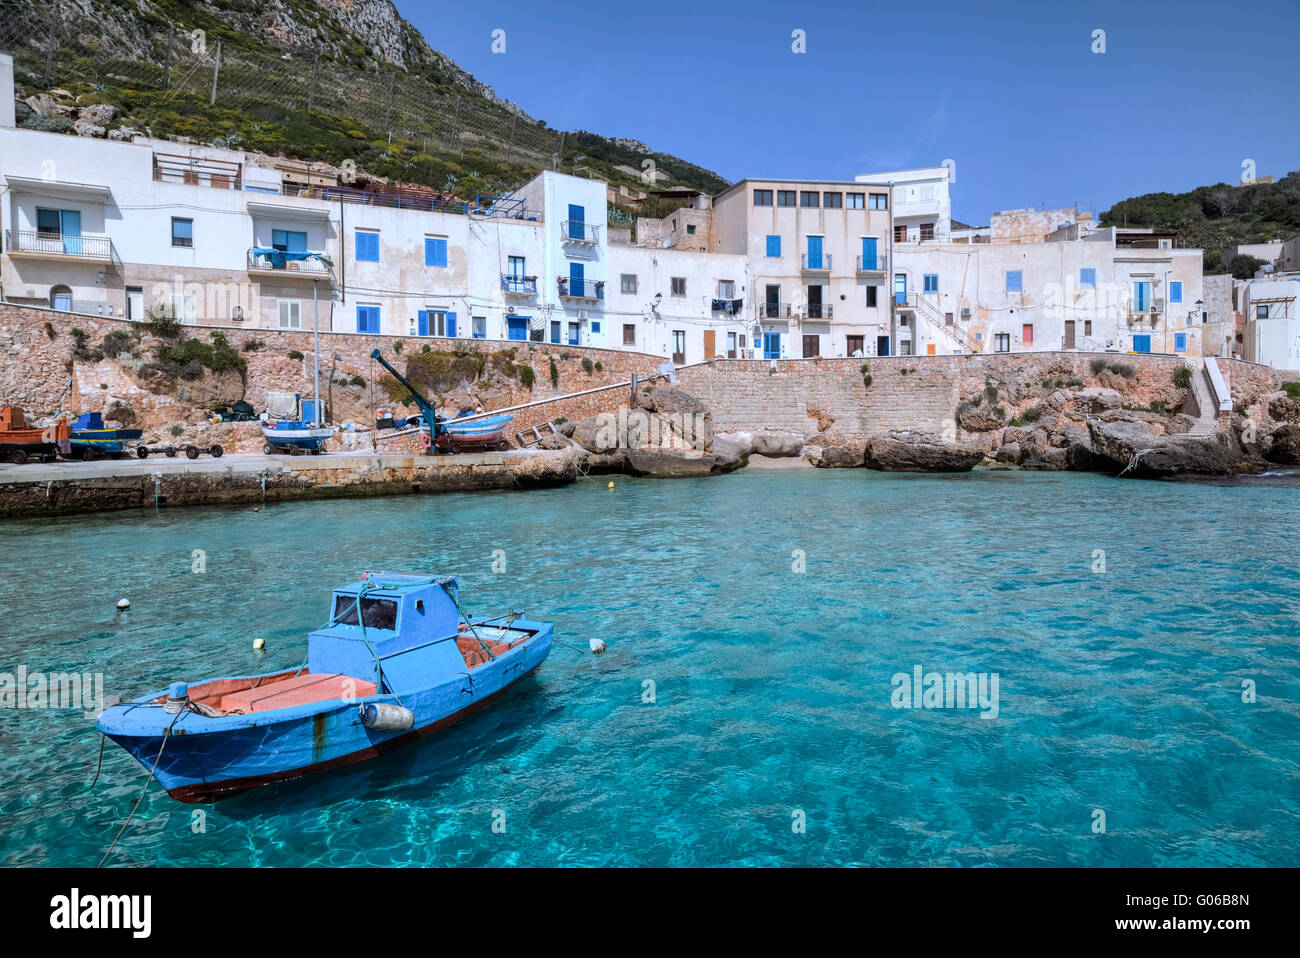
892, 224, 1207, 357
856, 166, 952, 244
1241, 278, 1300, 370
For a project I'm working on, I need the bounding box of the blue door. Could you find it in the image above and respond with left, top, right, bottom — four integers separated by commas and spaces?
862, 236, 878, 270
877, 335, 890, 357
507, 316, 528, 341
1133, 335, 1151, 353
763, 332, 781, 359
568, 203, 584, 240
60, 210, 81, 255
570, 261, 584, 297
894, 273, 907, 305
807, 235, 823, 269
1133, 281, 1151, 313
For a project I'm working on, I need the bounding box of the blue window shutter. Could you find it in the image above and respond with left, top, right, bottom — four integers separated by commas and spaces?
1170, 281, 1182, 303
1006, 270, 1022, 292
446, 311, 457, 337
425, 237, 447, 267
1174, 332, 1187, 351
766, 235, 780, 257
1080, 268, 1096, 288
358, 306, 379, 333
356, 231, 378, 262
591, 321, 601, 334
863, 236, 878, 268
417, 310, 428, 336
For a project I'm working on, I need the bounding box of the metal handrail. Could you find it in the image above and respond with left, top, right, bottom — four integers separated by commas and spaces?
246, 248, 332, 273
562, 220, 602, 242
500, 275, 538, 294
4, 228, 113, 259
801, 253, 832, 270
856, 254, 888, 271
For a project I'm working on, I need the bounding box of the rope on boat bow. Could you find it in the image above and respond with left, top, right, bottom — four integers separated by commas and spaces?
97, 706, 186, 868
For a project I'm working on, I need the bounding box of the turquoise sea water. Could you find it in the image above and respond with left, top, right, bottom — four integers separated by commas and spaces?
1, 469, 1297, 867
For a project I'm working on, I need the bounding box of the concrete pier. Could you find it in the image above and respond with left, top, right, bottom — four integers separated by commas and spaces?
0, 448, 581, 518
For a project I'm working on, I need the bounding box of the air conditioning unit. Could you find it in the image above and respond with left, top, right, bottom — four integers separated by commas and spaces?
577, 310, 589, 320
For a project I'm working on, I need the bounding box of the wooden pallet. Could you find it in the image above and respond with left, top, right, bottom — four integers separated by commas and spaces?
515, 420, 561, 448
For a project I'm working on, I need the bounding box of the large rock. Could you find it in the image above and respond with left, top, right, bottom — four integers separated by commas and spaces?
956, 401, 1007, 432
994, 442, 1020, 463
864, 433, 986, 472
638, 383, 705, 416
571, 415, 617, 453
73, 117, 106, 138
711, 433, 751, 469
1268, 424, 1300, 464
79, 103, 117, 125
1076, 386, 1124, 411
625, 448, 717, 478
1087, 420, 1263, 477
805, 433, 867, 468
751, 431, 805, 457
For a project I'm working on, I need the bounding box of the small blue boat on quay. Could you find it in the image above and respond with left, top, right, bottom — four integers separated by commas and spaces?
96, 572, 553, 802
66, 412, 143, 458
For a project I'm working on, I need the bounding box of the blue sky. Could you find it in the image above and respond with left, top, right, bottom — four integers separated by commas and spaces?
396, 0, 1300, 225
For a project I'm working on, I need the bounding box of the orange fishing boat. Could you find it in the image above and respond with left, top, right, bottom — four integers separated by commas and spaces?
0, 406, 70, 464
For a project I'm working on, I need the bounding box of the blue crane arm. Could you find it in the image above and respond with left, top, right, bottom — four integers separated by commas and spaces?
369, 349, 440, 435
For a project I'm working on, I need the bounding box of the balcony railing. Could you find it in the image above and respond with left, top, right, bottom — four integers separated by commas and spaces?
501, 274, 538, 295
856, 254, 888, 272
4, 228, 113, 260
801, 253, 832, 271
759, 303, 790, 319
562, 220, 601, 243
247, 248, 332, 274
557, 277, 604, 300
803, 304, 833, 319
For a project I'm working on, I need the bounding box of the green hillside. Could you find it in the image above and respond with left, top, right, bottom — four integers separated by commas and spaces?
0, 0, 729, 209
1099, 170, 1300, 272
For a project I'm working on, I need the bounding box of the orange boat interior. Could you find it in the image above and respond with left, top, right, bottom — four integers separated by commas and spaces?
160, 629, 530, 715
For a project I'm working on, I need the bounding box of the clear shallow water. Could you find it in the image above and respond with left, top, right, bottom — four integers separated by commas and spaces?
1, 469, 1297, 867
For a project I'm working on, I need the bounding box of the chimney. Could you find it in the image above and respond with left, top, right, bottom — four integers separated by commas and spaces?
0, 54, 14, 128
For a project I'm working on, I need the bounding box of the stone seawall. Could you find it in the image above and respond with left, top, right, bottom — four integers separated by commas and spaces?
676, 352, 1192, 438
0, 301, 662, 440
0, 449, 581, 519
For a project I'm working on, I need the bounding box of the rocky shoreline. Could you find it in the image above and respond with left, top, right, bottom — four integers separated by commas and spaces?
551, 369, 1297, 481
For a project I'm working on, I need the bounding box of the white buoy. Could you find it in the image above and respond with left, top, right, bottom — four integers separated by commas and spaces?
589, 638, 607, 654
115, 598, 130, 611
252, 638, 266, 650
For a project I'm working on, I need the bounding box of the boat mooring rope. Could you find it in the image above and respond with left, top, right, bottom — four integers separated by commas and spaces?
97, 706, 186, 868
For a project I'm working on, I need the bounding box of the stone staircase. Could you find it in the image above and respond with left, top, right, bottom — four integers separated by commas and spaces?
1186, 362, 1219, 436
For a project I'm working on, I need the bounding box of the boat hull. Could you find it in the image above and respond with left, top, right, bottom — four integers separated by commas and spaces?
98, 625, 551, 802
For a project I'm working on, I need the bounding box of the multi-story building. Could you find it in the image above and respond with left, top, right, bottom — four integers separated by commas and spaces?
856, 166, 952, 245
892, 223, 1207, 356
712, 178, 894, 359
1240, 277, 1300, 370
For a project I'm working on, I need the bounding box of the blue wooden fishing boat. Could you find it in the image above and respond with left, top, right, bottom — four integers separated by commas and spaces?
67, 412, 143, 458
95, 572, 553, 802
261, 419, 334, 454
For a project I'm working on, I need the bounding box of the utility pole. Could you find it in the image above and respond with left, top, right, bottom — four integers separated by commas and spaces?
312, 279, 322, 426
162, 21, 174, 89
451, 96, 463, 158
43, 14, 57, 87
887, 180, 896, 357
383, 73, 395, 135
209, 39, 221, 105
307, 52, 319, 112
